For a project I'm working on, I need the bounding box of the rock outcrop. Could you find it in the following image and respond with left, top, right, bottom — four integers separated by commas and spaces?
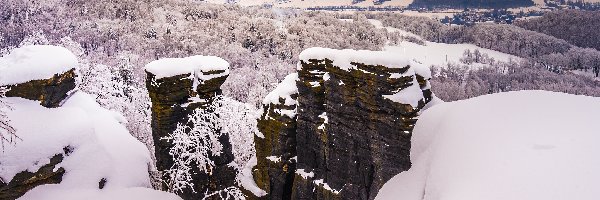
0, 154, 65, 200
253, 48, 433, 200
0, 45, 78, 108
0, 45, 78, 199
145, 56, 237, 200
4, 69, 76, 108
253, 73, 299, 200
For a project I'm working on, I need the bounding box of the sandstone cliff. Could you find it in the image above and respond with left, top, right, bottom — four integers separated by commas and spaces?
253, 48, 434, 200
145, 56, 237, 200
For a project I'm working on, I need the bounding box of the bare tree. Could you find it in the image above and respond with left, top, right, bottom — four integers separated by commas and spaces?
0, 86, 17, 149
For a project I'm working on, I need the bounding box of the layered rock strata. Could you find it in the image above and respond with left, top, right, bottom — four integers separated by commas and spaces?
145, 56, 237, 200
253, 73, 299, 200
253, 48, 433, 200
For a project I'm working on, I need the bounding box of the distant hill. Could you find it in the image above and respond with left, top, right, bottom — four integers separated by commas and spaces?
409, 0, 534, 8
515, 10, 600, 51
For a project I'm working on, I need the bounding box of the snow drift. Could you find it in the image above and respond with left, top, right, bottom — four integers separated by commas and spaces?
1, 92, 180, 200
376, 90, 600, 200
0, 45, 180, 199
0, 45, 78, 86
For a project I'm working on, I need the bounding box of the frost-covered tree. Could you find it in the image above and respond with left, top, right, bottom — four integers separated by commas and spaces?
162, 95, 257, 197
0, 87, 17, 149
163, 105, 223, 193
19, 30, 50, 46
516, 10, 600, 51
203, 186, 246, 200
77, 55, 154, 155
430, 60, 600, 101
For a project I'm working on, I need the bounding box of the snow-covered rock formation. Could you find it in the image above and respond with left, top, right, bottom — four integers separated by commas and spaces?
252, 73, 298, 199
0, 45, 78, 108
376, 90, 600, 200
252, 47, 435, 200
0, 45, 178, 200
145, 55, 237, 200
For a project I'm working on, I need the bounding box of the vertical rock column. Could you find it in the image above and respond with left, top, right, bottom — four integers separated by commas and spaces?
292, 57, 331, 200
293, 48, 433, 200
252, 73, 299, 200
145, 56, 236, 200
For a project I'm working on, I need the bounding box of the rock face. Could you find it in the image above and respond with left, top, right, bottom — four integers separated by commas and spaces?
253, 48, 433, 200
0, 45, 78, 108
0, 154, 65, 200
0, 72, 75, 200
145, 56, 237, 200
4, 69, 76, 108
253, 73, 299, 200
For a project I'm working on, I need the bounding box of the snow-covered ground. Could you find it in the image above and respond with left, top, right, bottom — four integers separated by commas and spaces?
20, 186, 181, 200
385, 42, 519, 69
399, 10, 457, 19
2, 92, 180, 200
0, 45, 179, 200
377, 90, 600, 200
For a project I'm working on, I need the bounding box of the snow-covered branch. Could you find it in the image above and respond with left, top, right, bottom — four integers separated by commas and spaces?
161, 95, 257, 197
0, 86, 17, 149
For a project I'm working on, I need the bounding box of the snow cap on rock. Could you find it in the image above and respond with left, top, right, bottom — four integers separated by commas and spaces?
0, 45, 78, 85
144, 55, 230, 80
298, 47, 419, 71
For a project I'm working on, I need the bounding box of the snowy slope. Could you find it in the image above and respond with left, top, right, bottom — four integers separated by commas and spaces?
19, 186, 181, 200
366, 19, 520, 68
384, 42, 519, 69
1, 92, 179, 199
376, 90, 600, 200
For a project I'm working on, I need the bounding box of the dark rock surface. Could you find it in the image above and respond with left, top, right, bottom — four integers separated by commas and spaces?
4, 69, 76, 108
146, 69, 237, 200
253, 92, 298, 200
0, 154, 65, 200
253, 55, 432, 200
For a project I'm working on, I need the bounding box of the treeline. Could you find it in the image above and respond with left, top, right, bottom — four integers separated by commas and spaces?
371, 12, 600, 101
431, 61, 600, 101
409, 0, 534, 9
374, 13, 572, 57
515, 10, 600, 51
373, 12, 600, 75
